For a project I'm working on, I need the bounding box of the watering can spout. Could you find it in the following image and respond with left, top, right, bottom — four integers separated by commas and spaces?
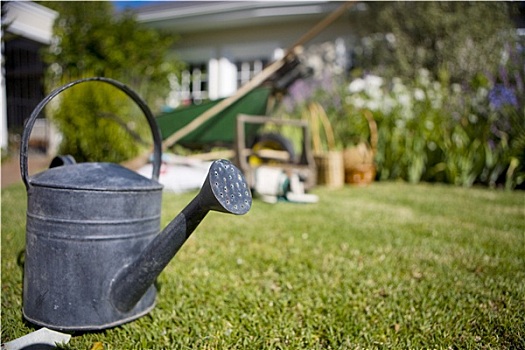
110, 159, 251, 313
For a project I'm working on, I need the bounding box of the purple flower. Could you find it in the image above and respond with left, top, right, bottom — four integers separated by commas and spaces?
288, 80, 314, 104
488, 84, 518, 110
320, 71, 334, 91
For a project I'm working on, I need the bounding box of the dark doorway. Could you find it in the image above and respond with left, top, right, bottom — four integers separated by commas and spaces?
4, 36, 47, 134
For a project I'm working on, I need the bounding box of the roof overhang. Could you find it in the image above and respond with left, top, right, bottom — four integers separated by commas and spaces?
136, 1, 343, 33
3, 1, 58, 44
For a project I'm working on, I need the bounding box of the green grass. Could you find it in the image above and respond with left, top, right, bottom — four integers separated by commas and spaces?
2, 182, 524, 349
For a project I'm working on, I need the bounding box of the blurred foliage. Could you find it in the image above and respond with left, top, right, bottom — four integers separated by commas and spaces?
37, 1, 184, 162
40, 1, 183, 110
280, 2, 524, 189
49, 81, 150, 163
284, 48, 524, 188
349, 2, 517, 84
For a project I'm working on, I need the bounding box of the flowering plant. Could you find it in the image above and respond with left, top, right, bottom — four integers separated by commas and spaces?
280, 42, 524, 189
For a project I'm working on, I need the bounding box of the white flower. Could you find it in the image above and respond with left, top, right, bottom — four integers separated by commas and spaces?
392, 77, 403, 85
395, 119, 406, 129
431, 96, 443, 109
362, 36, 373, 48
381, 96, 396, 114
366, 86, 383, 100
365, 75, 384, 89
418, 68, 430, 78
417, 69, 431, 86
392, 79, 408, 95
385, 33, 396, 44
414, 88, 425, 101
348, 78, 366, 93
453, 133, 464, 148
404, 109, 415, 120
367, 100, 380, 111
476, 87, 488, 99
398, 93, 412, 109
347, 95, 366, 109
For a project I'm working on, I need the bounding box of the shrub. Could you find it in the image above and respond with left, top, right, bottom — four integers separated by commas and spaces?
341, 66, 523, 189
50, 81, 151, 163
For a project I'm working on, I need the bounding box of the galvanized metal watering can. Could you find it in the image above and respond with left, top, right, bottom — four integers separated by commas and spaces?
20, 77, 252, 331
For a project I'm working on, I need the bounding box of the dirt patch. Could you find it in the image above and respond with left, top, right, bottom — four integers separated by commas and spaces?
1, 153, 52, 188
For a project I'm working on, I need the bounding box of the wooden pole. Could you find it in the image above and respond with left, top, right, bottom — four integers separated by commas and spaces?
287, 1, 355, 55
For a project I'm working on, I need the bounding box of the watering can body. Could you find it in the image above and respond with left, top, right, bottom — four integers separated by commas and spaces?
23, 163, 162, 330
20, 78, 164, 330
20, 78, 252, 331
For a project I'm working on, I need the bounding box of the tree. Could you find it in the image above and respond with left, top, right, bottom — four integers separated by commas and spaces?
349, 2, 517, 84
36, 1, 184, 163
40, 1, 182, 112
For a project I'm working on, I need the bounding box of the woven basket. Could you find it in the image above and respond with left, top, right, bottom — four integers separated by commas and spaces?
305, 103, 344, 188
344, 162, 376, 185
314, 151, 344, 188
344, 110, 378, 185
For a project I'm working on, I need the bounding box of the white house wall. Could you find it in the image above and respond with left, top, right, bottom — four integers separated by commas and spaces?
172, 16, 353, 61
173, 39, 282, 99
161, 13, 355, 103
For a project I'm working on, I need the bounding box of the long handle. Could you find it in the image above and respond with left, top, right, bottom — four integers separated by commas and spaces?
287, 1, 356, 55
20, 77, 162, 189
363, 109, 378, 156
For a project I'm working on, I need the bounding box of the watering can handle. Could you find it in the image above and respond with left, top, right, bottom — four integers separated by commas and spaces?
20, 77, 162, 189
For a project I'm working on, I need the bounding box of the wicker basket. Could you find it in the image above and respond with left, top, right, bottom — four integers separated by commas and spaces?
343, 110, 378, 185
305, 103, 345, 188
314, 151, 344, 188
344, 162, 376, 185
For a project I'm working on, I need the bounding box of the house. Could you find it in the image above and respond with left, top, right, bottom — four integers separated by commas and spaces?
134, 1, 358, 108
1, 1, 58, 150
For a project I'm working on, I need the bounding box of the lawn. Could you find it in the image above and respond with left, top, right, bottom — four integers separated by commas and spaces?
1, 182, 524, 349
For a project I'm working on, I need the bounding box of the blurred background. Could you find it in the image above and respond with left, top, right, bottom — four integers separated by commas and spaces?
1, 1, 524, 189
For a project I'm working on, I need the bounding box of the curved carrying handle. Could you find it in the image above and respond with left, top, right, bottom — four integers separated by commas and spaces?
20, 77, 162, 189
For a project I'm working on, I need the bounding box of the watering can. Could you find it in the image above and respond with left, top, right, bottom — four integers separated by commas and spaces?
20, 77, 252, 331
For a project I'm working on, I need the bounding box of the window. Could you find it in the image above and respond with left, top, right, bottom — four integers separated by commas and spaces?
236, 59, 268, 87
173, 63, 209, 106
